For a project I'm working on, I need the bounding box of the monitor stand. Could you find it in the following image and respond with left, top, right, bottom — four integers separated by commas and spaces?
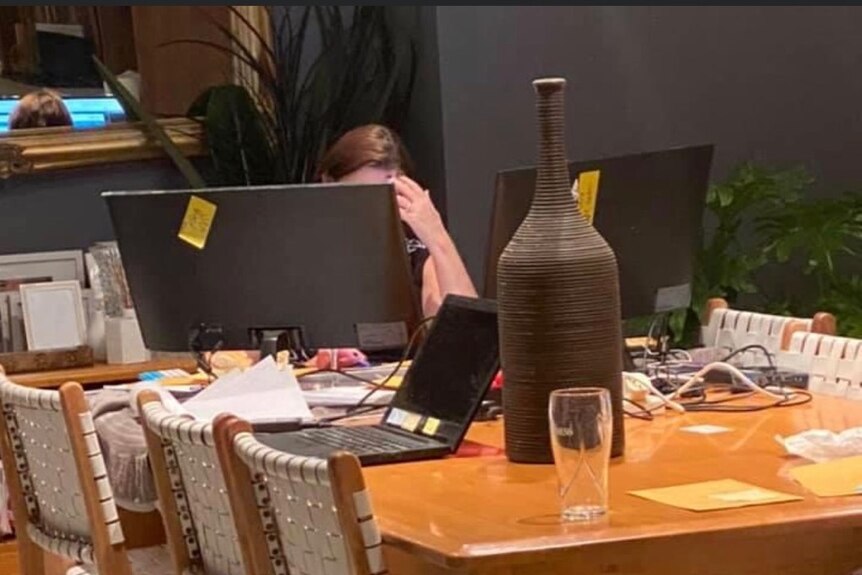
622, 341, 637, 372
249, 326, 311, 364
621, 312, 672, 373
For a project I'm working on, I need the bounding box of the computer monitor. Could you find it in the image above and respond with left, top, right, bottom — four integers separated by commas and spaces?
103, 184, 421, 353
484, 144, 714, 319
0, 96, 125, 132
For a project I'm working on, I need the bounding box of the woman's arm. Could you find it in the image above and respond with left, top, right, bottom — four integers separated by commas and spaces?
421, 239, 476, 317
395, 176, 477, 316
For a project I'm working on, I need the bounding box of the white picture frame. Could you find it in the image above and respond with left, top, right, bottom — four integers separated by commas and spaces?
0, 250, 85, 285
20, 281, 87, 351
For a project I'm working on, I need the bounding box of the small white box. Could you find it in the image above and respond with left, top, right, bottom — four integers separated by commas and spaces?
105, 310, 150, 364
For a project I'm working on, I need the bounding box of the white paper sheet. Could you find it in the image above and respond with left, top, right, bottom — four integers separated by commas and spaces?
183, 356, 313, 423
302, 385, 395, 407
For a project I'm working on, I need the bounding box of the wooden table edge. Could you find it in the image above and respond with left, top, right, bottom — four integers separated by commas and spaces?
381, 497, 862, 570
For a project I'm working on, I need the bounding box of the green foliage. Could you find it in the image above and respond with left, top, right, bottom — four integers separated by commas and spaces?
95, 8, 414, 190
92, 56, 207, 189
820, 276, 862, 338
170, 6, 415, 185
696, 163, 811, 307
678, 162, 862, 345
758, 193, 862, 285
188, 85, 275, 186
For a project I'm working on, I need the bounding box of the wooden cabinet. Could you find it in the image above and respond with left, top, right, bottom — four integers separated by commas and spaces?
131, 6, 231, 117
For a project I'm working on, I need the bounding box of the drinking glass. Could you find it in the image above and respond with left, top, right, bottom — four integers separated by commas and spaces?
549, 387, 612, 521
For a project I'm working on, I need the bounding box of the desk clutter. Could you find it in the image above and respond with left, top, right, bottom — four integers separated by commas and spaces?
0, 244, 150, 373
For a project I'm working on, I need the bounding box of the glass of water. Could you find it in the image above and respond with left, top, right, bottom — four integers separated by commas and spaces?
549, 387, 612, 522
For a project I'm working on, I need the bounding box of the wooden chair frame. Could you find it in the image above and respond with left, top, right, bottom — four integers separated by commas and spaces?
0, 375, 132, 575
214, 414, 385, 575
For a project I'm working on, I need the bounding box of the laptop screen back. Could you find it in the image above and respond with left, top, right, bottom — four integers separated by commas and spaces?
382, 296, 499, 449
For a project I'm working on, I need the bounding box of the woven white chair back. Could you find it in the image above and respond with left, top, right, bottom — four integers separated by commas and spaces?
141, 401, 244, 575
778, 332, 862, 399
0, 377, 123, 565
702, 308, 814, 366
232, 432, 386, 575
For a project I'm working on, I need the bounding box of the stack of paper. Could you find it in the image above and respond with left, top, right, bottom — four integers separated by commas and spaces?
183, 356, 313, 423
302, 386, 395, 407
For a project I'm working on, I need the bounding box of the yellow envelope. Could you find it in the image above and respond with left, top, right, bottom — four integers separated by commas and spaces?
790, 455, 862, 497
629, 479, 802, 512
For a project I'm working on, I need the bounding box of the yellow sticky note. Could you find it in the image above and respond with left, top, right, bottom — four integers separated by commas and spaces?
423, 417, 441, 436
790, 455, 862, 497
178, 195, 217, 249
402, 413, 421, 432
629, 479, 802, 512
576, 170, 601, 224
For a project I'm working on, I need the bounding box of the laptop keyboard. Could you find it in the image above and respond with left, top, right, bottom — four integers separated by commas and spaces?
304, 426, 435, 454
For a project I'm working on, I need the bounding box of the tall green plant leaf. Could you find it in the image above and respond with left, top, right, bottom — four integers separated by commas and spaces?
188, 85, 275, 186
175, 6, 415, 185
93, 56, 207, 189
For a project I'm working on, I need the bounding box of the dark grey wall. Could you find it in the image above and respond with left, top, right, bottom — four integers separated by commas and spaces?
431, 6, 862, 284
0, 159, 189, 255
393, 6, 448, 219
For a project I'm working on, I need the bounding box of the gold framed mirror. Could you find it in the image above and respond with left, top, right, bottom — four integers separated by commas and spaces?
0, 6, 268, 176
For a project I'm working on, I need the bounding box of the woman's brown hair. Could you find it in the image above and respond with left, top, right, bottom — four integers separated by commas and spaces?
9, 89, 73, 130
317, 124, 413, 181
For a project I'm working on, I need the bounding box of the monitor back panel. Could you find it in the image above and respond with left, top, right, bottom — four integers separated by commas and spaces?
485, 145, 713, 318
105, 184, 420, 351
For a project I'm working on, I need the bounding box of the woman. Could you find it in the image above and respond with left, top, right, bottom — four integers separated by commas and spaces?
318, 124, 476, 318
9, 89, 72, 130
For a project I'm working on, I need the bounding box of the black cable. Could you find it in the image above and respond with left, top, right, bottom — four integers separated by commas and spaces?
693, 390, 756, 405
623, 398, 655, 421
319, 405, 384, 423
297, 315, 436, 387
300, 315, 438, 423
719, 344, 776, 368
297, 367, 381, 387
194, 351, 216, 383
349, 315, 437, 410
188, 327, 223, 383
682, 389, 813, 412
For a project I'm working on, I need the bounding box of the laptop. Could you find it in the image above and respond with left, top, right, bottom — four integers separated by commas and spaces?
257, 295, 500, 465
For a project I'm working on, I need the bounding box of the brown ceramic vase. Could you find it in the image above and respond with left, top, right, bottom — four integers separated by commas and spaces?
497, 77, 625, 463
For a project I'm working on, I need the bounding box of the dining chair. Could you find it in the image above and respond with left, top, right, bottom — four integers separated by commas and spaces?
213, 414, 387, 575
0, 375, 170, 575
138, 390, 246, 575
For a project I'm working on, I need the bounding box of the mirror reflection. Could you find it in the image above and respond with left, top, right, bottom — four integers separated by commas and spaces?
0, 6, 134, 133
0, 6, 233, 135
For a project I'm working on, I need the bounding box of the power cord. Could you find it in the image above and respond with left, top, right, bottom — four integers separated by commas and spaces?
623, 398, 656, 421
681, 389, 813, 412
719, 344, 776, 368
188, 323, 223, 382
624, 342, 811, 417
300, 315, 438, 423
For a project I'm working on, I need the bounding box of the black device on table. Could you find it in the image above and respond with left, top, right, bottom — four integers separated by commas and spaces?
257, 295, 500, 466
103, 183, 421, 357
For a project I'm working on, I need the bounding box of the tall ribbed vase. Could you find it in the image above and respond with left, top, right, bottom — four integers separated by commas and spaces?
498, 77, 624, 463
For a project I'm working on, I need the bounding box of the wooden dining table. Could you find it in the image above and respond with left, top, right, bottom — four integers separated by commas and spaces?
363, 394, 862, 575
32, 390, 862, 575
